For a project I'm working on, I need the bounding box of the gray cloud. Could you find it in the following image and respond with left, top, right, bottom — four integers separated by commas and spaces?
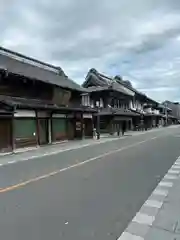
1, 0, 180, 102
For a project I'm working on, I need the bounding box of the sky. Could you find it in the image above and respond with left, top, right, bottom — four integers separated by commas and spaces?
1, 0, 180, 102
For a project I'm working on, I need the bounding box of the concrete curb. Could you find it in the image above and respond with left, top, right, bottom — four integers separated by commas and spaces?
118, 156, 180, 239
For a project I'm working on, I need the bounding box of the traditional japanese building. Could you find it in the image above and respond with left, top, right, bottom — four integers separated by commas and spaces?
82, 69, 169, 133
118, 79, 164, 130
82, 69, 140, 135
159, 102, 179, 125
0, 47, 95, 153
142, 99, 163, 129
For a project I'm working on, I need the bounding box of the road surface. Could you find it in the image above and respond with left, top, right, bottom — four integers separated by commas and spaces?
0, 126, 180, 240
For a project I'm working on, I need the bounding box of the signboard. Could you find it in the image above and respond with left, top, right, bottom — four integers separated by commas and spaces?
14, 110, 36, 117
76, 122, 81, 131
52, 114, 66, 118
83, 114, 92, 119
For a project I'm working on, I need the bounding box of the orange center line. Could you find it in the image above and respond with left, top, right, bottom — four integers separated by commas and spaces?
0, 137, 159, 194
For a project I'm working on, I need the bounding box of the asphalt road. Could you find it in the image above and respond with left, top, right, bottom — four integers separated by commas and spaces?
0, 126, 180, 240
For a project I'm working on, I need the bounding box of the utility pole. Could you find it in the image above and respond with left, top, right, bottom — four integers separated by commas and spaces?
165, 102, 168, 126
96, 112, 100, 139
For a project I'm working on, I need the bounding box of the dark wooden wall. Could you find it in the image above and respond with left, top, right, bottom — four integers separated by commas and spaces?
0, 73, 53, 100
0, 73, 82, 107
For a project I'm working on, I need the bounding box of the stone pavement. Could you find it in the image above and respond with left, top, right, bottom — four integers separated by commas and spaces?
118, 156, 180, 240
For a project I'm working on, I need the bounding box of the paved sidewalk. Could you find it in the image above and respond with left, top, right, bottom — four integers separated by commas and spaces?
0, 126, 177, 167
0, 137, 118, 165
118, 156, 180, 240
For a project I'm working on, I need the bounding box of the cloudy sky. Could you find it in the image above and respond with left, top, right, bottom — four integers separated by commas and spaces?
1, 0, 180, 102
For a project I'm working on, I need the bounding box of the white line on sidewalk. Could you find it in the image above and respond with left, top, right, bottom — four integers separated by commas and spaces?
164, 174, 178, 180
153, 189, 168, 196
119, 232, 144, 240
168, 169, 180, 174
158, 181, 173, 187
172, 165, 180, 169
117, 155, 180, 240
132, 213, 155, 225
144, 200, 163, 208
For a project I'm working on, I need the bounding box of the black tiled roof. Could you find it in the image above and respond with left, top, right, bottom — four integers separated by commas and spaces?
0, 46, 84, 92
83, 69, 134, 97
114, 76, 145, 96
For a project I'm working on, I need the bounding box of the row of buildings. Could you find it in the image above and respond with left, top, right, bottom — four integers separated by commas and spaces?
0, 46, 179, 153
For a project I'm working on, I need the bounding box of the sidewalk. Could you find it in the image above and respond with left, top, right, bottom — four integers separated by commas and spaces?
119, 156, 180, 240
0, 126, 177, 167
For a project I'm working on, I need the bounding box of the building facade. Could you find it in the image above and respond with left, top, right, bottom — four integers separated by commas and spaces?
82, 69, 140, 135
0, 47, 95, 153
162, 101, 180, 122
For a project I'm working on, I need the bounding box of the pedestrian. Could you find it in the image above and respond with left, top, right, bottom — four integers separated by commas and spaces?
117, 125, 120, 137
122, 122, 126, 136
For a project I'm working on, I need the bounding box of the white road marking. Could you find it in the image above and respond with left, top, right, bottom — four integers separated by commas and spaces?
118, 232, 144, 240
174, 162, 180, 165
7, 160, 16, 164
132, 213, 155, 226
172, 165, 180, 169
0, 136, 159, 168
164, 174, 178, 180
153, 189, 169, 196
168, 169, 180, 174
0, 136, 162, 194
158, 181, 173, 187
144, 200, 163, 208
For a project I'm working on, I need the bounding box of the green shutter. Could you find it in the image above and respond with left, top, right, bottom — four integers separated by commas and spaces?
14, 119, 36, 139
52, 118, 67, 140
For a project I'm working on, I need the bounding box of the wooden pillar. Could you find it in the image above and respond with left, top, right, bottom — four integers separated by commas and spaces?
11, 111, 15, 151
130, 119, 133, 130
49, 113, 52, 144
35, 110, 40, 146
81, 112, 84, 139
96, 113, 100, 139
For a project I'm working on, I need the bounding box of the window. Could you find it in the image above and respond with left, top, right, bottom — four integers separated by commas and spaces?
114, 99, 117, 108
100, 98, 104, 108
82, 94, 90, 106
90, 100, 94, 108
96, 100, 100, 107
